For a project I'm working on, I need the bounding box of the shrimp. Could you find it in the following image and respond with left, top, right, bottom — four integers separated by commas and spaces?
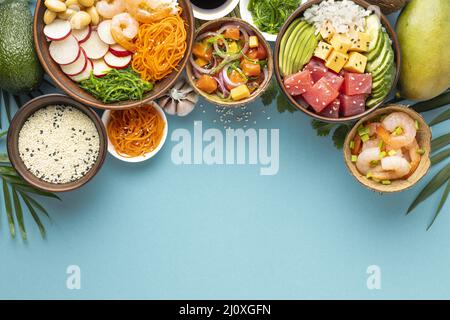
362, 138, 380, 151
356, 147, 383, 175
371, 156, 411, 180
96, 0, 126, 19
111, 12, 138, 52
378, 112, 417, 149
125, 0, 173, 23
367, 122, 381, 137
403, 139, 421, 178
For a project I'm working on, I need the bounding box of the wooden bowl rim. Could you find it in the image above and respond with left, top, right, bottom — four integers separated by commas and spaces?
7, 94, 107, 193
33, 0, 195, 110
185, 17, 274, 107
343, 104, 432, 193
273, 0, 401, 123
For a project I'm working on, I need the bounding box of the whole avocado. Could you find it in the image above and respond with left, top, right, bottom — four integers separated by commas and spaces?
396, 0, 450, 101
0, 0, 43, 94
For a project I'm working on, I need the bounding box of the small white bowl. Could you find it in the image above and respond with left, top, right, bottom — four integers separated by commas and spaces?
192, 0, 240, 21
239, 0, 307, 42
101, 102, 168, 163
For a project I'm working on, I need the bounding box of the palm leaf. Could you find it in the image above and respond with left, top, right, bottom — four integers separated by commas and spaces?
431, 149, 450, 166
0, 153, 9, 163
20, 191, 50, 219
12, 187, 26, 240
1, 89, 12, 123
21, 194, 46, 238
2, 179, 15, 238
431, 133, 450, 153
411, 91, 450, 113
15, 184, 61, 200
429, 108, 450, 126
407, 162, 450, 214
427, 180, 450, 231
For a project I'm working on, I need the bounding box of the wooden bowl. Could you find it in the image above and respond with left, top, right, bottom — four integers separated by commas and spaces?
186, 17, 274, 107
343, 105, 431, 193
274, 0, 401, 123
33, 0, 195, 110
7, 94, 107, 193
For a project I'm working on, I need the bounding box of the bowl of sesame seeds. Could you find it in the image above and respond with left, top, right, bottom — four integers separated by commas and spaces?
7, 94, 107, 192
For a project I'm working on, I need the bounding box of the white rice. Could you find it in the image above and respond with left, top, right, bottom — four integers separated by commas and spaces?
18, 105, 100, 184
304, 0, 372, 34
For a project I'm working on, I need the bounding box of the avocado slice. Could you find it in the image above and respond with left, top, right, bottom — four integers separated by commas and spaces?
366, 30, 383, 62
366, 14, 381, 51
366, 33, 390, 72
281, 21, 309, 77
288, 26, 316, 75
0, 0, 43, 94
279, 19, 303, 75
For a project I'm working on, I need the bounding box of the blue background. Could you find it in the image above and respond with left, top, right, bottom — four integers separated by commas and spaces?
0, 4, 449, 300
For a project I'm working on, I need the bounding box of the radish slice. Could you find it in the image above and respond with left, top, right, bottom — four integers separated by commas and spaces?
92, 58, 112, 77
71, 59, 93, 82
49, 36, 80, 65
97, 20, 116, 45
44, 19, 71, 41
61, 48, 87, 76
72, 26, 91, 43
104, 52, 131, 69
109, 44, 132, 57
80, 31, 109, 60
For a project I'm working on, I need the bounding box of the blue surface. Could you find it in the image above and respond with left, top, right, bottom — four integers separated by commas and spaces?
0, 5, 450, 300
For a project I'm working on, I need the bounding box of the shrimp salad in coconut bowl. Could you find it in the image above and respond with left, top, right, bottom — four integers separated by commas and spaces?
40, 0, 189, 104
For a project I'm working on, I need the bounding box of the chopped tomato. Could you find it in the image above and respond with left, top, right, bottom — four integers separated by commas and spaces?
256, 43, 267, 60
193, 42, 212, 61
352, 134, 362, 155
240, 60, 261, 77
246, 48, 259, 60
224, 28, 240, 40
196, 75, 217, 94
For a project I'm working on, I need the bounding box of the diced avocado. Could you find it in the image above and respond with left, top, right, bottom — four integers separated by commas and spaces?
365, 14, 381, 51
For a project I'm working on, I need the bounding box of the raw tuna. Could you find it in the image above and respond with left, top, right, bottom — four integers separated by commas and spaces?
304, 58, 328, 82
284, 70, 314, 96
322, 71, 344, 92
319, 98, 340, 118
340, 93, 366, 117
303, 77, 339, 113
344, 72, 372, 96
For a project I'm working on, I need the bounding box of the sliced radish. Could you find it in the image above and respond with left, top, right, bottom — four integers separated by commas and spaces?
72, 25, 91, 43
61, 48, 87, 76
109, 44, 132, 57
44, 19, 71, 41
49, 36, 80, 65
97, 20, 116, 45
80, 31, 109, 60
104, 52, 131, 69
70, 59, 93, 82
92, 58, 112, 77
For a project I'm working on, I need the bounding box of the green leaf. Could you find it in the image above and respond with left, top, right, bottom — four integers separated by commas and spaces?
0, 153, 10, 163
0, 130, 7, 139
276, 93, 297, 113
429, 107, 450, 126
12, 187, 26, 241
332, 125, 351, 149
431, 133, 450, 153
21, 194, 46, 238
411, 91, 450, 113
431, 148, 450, 166
2, 179, 15, 238
427, 180, 450, 231
260, 79, 277, 106
15, 185, 61, 201
19, 192, 50, 219
1, 89, 12, 123
407, 162, 450, 214
312, 120, 336, 137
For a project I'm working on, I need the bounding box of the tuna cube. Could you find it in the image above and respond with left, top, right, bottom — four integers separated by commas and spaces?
284, 70, 314, 96
304, 58, 328, 82
344, 72, 372, 95
340, 93, 366, 117
319, 98, 340, 118
322, 71, 344, 91
303, 77, 339, 113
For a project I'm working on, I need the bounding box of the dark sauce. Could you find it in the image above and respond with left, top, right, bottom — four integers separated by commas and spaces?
190, 0, 227, 10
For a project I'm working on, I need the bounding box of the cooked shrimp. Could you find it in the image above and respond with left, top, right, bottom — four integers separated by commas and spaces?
96, 0, 126, 19
367, 122, 381, 137
378, 112, 417, 149
111, 12, 138, 52
403, 139, 421, 178
371, 156, 411, 180
125, 0, 173, 23
356, 147, 383, 175
362, 138, 381, 151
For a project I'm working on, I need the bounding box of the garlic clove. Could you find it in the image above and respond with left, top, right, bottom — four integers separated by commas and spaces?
165, 100, 177, 115
177, 101, 195, 117
186, 92, 199, 104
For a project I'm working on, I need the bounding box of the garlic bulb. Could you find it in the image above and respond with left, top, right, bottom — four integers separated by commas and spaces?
158, 77, 198, 116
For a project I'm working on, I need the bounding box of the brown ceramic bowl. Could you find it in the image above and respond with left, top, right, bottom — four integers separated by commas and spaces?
186, 17, 274, 107
343, 105, 431, 193
7, 94, 107, 192
274, 0, 401, 123
33, 0, 194, 110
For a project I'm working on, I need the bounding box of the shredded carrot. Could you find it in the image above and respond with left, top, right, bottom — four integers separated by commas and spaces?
132, 11, 187, 82
107, 104, 165, 158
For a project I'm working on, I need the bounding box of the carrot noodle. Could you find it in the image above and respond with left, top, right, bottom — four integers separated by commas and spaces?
132, 11, 187, 82
107, 105, 165, 158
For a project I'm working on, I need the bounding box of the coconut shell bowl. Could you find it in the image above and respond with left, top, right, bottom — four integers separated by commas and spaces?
343, 105, 432, 193
33, 0, 195, 110
186, 17, 274, 107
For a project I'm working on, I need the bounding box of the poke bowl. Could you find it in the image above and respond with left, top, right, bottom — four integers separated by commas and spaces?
33, 0, 195, 110
186, 17, 274, 107
343, 105, 431, 193
274, 0, 401, 122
